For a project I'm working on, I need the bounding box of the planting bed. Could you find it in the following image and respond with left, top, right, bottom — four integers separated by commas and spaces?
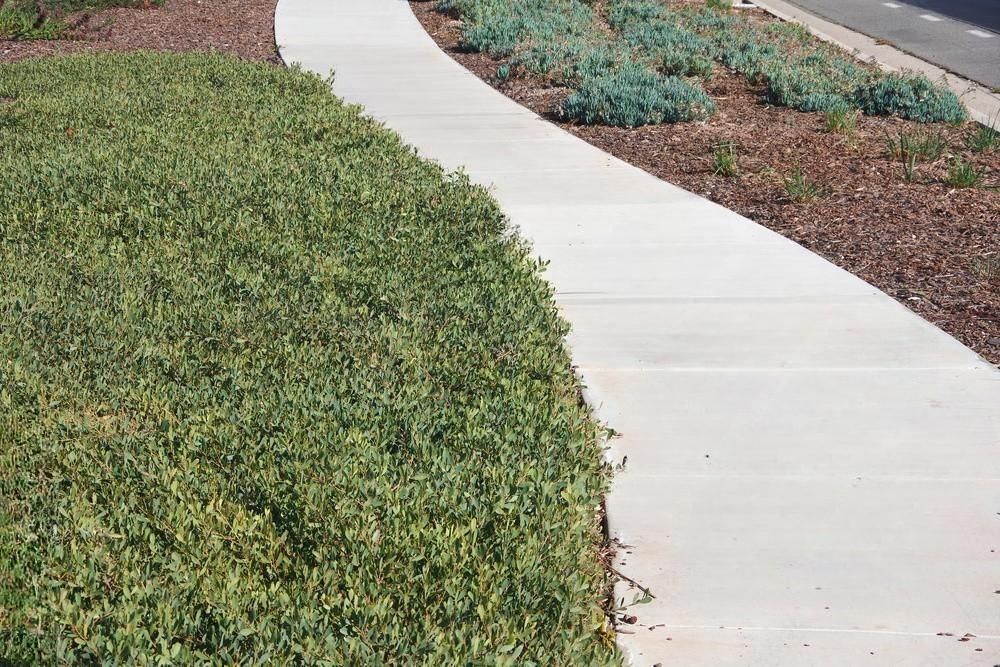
413, 0, 1000, 365
0, 0, 278, 62
0, 52, 616, 664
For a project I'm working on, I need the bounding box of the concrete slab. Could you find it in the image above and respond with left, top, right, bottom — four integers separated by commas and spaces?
507, 202, 782, 247
620, 625, 1000, 666
562, 298, 989, 371
411, 138, 628, 174
542, 243, 879, 299
275, 0, 1000, 664
584, 368, 999, 478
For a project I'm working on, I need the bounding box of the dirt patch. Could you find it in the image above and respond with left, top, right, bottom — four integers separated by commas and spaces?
0, 0, 279, 64
412, 1, 1000, 366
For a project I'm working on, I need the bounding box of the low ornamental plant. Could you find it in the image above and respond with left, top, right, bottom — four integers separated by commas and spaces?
560, 62, 716, 127
0, 52, 618, 665
711, 141, 739, 176
441, 0, 969, 127
0, 0, 162, 39
967, 120, 1000, 153
946, 156, 986, 188
784, 166, 824, 203
823, 104, 858, 134
854, 72, 967, 124
884, 128, 947, 181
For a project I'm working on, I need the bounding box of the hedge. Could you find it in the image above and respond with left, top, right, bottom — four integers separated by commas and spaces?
0, 52, 616, 665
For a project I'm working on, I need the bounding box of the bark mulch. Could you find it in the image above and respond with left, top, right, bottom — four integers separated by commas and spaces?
0, 0, 279, 64
412, 2, 1000, 366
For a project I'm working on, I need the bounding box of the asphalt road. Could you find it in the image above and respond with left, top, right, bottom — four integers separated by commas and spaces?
783, 0, 1000, 89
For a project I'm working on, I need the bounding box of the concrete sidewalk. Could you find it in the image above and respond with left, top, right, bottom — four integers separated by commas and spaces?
275, 1, 1000, 664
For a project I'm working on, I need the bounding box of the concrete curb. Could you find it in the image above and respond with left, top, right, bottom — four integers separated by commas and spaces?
275, 1, 1000, 664
749, 0, 1000, 127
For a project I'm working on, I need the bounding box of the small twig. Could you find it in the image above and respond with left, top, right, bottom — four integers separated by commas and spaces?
608, 565, 655, 599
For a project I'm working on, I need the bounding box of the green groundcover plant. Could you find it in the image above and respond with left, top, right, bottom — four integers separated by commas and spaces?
440, 0, 966, 126
0, 52, 617, 665
0, 0, 161, 40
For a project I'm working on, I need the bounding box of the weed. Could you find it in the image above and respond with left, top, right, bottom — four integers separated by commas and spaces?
712, 141, 739, 176
706, 0, 731, 12
884, 129, 947, 181
784, 166, 824, 202
823, 105, 858, 134
946, 156, 985, 188
765, 20, 811, 45
970, 254, 1000, 285
967, 121, 999, 153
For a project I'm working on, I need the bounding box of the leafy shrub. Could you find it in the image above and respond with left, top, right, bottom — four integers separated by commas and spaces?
606, 0, 666, 29
0, 52, 616, 665
0, 0, 160, 40
620, 20, 715, 78
444, 0, 969, 127
854, 73, 967, 124
766, 66, 851, 112
502, 38, 627, 85
764, 54, 868, 113
0, 6, 67, 39
714, 28, 780, 84
442, 0, 593, 58
764, 20, 812, 45
561, 62, 716, 126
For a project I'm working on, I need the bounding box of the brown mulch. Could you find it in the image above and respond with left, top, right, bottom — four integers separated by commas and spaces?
0, 0, 279, 64
412, 2, 1000, 366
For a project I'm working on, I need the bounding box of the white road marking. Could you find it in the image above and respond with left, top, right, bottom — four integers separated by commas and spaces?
919, 14, 944, 22
966, 29, 995, 39
881, 2, 901, 8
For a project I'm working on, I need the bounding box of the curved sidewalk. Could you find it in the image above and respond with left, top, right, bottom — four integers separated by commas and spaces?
275, 2, 1000, 664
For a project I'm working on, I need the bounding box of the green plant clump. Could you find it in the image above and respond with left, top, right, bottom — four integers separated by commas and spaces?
439, 0, 594, 58
854, 73, 967, 124
0, 0, 160, 40
823, 104, 858, 134
967, 120, 1000, 153
560, 62, 716, 127
946, 156, 986, 188
784, 166, 825, 202
618, 19, 715, 78
442, 0, 969, 126
712, 141, 739, 176
0, 52, 616, 665
884, 128, 947, 181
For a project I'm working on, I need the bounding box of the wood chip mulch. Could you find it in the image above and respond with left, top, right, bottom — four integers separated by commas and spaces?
0, 0, 279, 64
411, 2, 1000, 366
